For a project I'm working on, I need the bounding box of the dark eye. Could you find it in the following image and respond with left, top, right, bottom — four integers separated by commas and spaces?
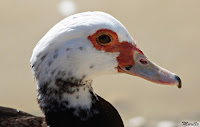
97, 34, 112, 45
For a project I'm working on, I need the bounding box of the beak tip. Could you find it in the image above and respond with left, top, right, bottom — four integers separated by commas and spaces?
175, 75, 182, 89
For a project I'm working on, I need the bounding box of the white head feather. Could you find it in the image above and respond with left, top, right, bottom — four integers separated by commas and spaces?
30, 11, 134, 86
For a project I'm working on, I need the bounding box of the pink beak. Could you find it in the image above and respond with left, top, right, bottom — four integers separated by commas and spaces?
118, 51, 182, 88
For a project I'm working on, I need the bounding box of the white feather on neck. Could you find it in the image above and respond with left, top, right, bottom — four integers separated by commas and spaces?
62, 85, 93, 109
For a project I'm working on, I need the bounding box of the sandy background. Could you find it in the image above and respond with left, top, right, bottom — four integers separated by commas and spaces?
0, 0, 200, 123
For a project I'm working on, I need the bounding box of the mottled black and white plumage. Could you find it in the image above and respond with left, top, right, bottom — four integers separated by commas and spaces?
29, 11, 181, 127
30, 11, 130, 127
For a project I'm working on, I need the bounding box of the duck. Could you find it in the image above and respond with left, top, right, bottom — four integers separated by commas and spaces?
0, 11, 181, 127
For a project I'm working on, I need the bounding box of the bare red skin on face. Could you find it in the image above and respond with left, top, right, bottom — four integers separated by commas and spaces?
88, 29, 143, 72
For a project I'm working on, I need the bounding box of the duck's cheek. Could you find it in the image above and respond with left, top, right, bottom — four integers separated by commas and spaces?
117, 52, 134, 69
116, 41, 142, 70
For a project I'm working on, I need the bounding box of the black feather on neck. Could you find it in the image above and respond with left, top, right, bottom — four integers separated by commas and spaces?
37, 78, 124, 127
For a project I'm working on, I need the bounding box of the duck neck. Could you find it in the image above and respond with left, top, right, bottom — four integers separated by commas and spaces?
37, 78, 99, 121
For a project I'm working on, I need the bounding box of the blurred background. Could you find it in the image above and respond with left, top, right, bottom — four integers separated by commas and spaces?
0, 0, 200, 125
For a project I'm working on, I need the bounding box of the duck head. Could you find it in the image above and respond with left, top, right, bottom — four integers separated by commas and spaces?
30, 12, 181, 119
31, 11, 181, 88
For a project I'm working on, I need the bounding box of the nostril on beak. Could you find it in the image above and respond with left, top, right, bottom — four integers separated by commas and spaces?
175, 75, 182, 89
139, 59, 148, 65
125, 65, 133, 70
